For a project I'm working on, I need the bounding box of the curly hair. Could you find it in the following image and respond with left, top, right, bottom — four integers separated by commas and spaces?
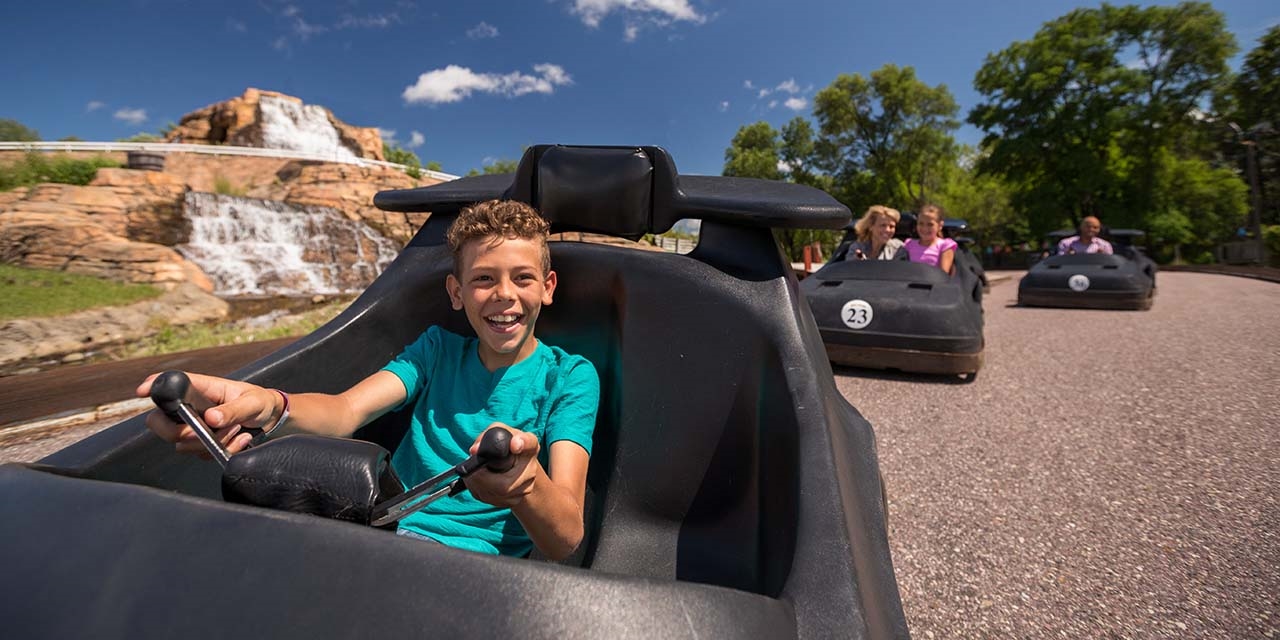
853, 205, 901, 243
446, 200, 551, 275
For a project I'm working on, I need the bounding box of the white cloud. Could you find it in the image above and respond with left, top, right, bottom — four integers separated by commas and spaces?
114, 108, 148, 125
784, 96, 808, 111
777, 159, 793, 173
768, 100, 778, 109
569, 0, 706, 40
85, 100, 106, 112
272, 36, 289, 50
226, 18, 247, 33
335, 13, 398, 30
758, 88, 771, 98
718, 101, 729, 112
408, 131, 425, 148
776, 78, 800, 94
467, 21, 499, 38
743, 80, 754, 89
402, 64, 573, 105
377, 128, 397, 144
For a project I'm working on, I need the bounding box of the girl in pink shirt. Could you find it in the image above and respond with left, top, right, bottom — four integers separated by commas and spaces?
903, 205, 957, 274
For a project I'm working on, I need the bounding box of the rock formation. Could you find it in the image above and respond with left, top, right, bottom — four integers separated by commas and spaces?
166, 88, 385, 161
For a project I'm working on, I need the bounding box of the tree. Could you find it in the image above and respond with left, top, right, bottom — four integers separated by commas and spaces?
970, 2, 1238, 235
466, 159, 519, 176
722, 121, 782, 180
721, 119, 841, 260
935, 149, 1026, 247
0, 118, 40, 141
812, 64, 960, 209
384, 143, 423, 178
1230, 25, 1280, 226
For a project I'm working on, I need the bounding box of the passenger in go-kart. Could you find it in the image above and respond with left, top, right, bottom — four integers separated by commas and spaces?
1057, 216, 1114, 255
136, 200, 600, 561
846, 205, 905, 261
903, 204, 957, 274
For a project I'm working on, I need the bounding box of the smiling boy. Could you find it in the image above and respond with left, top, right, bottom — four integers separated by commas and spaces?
139, 200, 600, 560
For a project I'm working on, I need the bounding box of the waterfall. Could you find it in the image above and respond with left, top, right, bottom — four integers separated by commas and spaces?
257, 95, 358, 160
179, 192, 399, 296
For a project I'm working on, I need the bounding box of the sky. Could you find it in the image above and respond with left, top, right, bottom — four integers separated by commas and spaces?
3, 1, 1276, 177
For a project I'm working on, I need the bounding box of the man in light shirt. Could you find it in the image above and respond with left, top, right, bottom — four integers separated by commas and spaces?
1057, 216, 1113, 255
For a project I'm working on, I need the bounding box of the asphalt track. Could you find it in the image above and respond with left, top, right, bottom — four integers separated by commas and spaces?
3, 272, 1277, 638
837, 271, 1279, 638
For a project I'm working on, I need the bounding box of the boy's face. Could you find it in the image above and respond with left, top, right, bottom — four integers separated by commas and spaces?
446, 235, 556, 370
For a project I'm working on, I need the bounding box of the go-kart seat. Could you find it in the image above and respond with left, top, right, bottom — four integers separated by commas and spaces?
357, 146, 815, 595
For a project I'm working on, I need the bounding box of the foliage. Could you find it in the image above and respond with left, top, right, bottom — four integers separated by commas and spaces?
969, 2, 1238, 236
934, 150, 1027, 246
0, 152, 120, 191
119, 298, 352, 358
1228, 26, 1280, 226
213, 175, 247, 197
0, 118, 40, 141
466, 159, 520, 177
0, 264, 161, 321
118, 132, 163, 142
723, 121, 783, 180
813, 64, 960, 208
721, 120, 842, 260
383, 143, 423, 178
426, 160, 443, 173
1264, 225, 1280, 266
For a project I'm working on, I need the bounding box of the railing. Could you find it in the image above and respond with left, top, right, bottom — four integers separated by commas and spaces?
0, 141, 459, 182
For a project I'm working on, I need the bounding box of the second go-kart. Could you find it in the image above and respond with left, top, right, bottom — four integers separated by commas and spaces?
1018, 229, 1156, 311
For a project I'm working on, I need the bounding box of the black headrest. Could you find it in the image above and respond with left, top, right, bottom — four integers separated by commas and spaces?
373, 144, 849, 241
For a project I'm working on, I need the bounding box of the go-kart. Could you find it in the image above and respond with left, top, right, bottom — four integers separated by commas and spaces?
799, 212, 985, 377
0, 145, 909, 639
1018, 229, 1156, 310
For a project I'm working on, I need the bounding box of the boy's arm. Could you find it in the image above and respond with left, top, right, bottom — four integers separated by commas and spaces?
139, 370, 408, 455
511, 440, 590, 561
465, 432, 590, 561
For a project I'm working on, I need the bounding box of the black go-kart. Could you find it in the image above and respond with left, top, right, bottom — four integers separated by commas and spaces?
0, 145, 909, 640
800, 212, 985, 377
1018, 229, 1157, 311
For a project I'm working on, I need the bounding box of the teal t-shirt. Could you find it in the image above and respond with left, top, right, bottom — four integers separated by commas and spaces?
380, 326, 599, 556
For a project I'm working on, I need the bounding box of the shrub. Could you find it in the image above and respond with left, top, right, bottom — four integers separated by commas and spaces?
0, 152, 120, 191
1264, 225, 1280, 266
213, 175, 247, 197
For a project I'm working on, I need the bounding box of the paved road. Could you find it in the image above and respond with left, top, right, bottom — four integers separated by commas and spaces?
837, 272, 1279, 638
4, 272, 1277, 638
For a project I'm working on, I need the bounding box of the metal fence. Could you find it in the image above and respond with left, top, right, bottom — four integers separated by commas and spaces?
654, 236, 697, 254
0, 141, 459, 182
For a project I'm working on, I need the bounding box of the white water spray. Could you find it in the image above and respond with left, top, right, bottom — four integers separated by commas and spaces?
180, 192, 399, 296
257, 95, 358, 160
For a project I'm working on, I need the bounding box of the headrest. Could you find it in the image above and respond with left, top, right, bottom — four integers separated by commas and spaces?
373, 144, 850, 240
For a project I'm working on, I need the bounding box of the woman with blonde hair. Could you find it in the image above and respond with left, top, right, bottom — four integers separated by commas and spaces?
846, 205, 904, 261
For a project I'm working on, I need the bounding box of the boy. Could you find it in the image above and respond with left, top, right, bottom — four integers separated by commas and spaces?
138, 200, 600, 561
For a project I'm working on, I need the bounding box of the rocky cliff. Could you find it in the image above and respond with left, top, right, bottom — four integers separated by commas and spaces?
167, 88, 385, 161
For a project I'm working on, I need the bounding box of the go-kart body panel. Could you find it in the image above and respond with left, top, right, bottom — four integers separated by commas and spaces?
2, 146, 908, 640
1018, 252, 1156, 311
801, 254, 985, 375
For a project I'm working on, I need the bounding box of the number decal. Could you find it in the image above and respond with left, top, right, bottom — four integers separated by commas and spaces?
1068, 274, 1091, 292
840, 299, 874, 330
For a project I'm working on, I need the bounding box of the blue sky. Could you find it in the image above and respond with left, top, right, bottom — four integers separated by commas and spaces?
3, 1, 1276, 176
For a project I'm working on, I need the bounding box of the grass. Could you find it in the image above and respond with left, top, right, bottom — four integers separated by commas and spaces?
112, 298, 352, 359
0, 264, 162, 321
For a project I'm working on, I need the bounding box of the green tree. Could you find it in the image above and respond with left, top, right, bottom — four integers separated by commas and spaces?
0, 118, 40, 141
1229, 25, 1280, 226
383, 143, 423, 178
935, 149, 1027, 247
970, 2, 1237, 235
723, 121, 782, 180
426, 160, 443, 173
812, 64, 960, 209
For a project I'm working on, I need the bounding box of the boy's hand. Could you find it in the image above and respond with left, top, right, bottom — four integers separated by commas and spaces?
464, 424, 541, 508
136, 372, 283, 456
